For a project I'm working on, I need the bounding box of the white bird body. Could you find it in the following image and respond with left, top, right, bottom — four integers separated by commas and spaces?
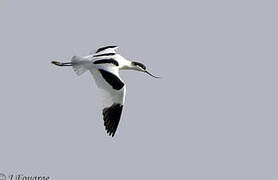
52, 46, 159, 137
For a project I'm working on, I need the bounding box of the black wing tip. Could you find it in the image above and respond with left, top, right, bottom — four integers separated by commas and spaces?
103, 103, 123, 137
96, 45, 118, 53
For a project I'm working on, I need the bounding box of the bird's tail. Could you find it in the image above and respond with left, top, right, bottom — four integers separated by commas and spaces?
71, 56, 88, 76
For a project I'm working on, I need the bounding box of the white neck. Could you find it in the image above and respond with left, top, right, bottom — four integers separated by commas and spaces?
115, 55, 134, 70
119, 60, 132, 70
113, 54, 144, 72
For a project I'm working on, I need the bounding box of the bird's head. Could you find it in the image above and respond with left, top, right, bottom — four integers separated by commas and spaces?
131, 61, 160, 78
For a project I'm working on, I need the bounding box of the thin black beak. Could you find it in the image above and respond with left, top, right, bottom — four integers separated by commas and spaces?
145, 70, 161, 78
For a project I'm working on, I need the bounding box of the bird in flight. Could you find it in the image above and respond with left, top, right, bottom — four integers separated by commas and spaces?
51, 46, 160, 137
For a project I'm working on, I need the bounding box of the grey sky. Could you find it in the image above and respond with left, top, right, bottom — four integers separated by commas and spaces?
0, 0, 277, 179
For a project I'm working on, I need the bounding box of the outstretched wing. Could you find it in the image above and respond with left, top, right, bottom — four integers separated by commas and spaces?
90, 66, 126, 137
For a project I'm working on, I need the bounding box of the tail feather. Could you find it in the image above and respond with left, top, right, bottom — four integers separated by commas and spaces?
71, 56, 87, 76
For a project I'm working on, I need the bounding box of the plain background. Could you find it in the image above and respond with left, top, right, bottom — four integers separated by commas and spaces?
0, 0, 277, 179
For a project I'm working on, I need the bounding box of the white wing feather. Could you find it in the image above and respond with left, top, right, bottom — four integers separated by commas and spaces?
70, 56, 125, 136
89, 66, 125, 108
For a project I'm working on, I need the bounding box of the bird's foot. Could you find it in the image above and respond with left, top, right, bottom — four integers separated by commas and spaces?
51, 61, 64, 66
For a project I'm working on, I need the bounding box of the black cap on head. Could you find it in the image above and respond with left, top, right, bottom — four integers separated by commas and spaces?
132, 61, 146, 70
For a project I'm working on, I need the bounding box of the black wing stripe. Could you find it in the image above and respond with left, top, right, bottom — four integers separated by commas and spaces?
96, 46, 118, 53
103, 103, 123, 137
93, 53, 116, 57
99, 69, 124, 90
94, 59, 119, 66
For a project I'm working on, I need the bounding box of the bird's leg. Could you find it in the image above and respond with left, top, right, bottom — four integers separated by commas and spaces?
51, 61, 72, 66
